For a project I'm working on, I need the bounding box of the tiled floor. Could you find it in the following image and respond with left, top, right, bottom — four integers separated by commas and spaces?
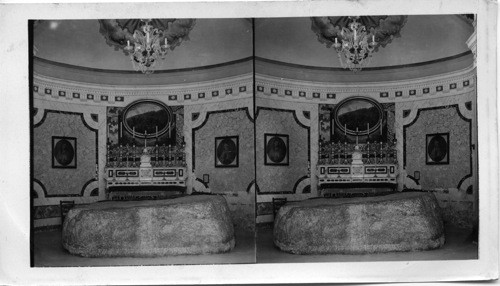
256, 224, 478, 263
33, 229, 256, 266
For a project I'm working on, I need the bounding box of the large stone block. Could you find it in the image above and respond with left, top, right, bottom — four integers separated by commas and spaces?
62, 195, 235, 257
273, 192, 445, 254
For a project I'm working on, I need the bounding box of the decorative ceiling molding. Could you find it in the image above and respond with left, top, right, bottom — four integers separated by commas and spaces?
33, 72, 253, 106
255, 52, 473, 84
459, 14, 476, 26
466, 29, 477, 67
33, 56, 253, 86
255, 65, 475, 103
311, 16, 408, 52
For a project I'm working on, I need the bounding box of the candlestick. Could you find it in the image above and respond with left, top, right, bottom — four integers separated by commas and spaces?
125, 145, 128, 167
344, 141, 347, 164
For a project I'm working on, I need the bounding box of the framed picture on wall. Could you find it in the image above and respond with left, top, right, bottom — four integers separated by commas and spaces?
264, 133, 289, 166
52, 136, 77, 169
215, 136, 239, 168
426, 133, 449, 165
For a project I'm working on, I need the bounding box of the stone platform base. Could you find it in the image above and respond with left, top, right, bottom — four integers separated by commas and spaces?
274, 192, 445, 254
62, 195, 235, 257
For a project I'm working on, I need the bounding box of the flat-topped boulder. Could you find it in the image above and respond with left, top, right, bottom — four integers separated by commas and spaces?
62, 195, 235, 257
274, 192, 445, 254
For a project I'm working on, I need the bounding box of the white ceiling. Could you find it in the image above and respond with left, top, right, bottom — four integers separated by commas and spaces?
255, 15, 474, 68
34, 18, 253, 71
33, 15, 474, 71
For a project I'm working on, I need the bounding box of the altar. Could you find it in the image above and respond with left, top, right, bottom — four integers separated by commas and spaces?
317, 141, 399, 196
105, 144, 187, 200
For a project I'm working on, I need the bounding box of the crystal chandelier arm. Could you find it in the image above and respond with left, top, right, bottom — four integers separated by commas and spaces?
311, 16, 407, 72
98, 19, 195, 74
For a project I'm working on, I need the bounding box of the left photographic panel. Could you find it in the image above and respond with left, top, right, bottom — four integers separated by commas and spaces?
31, 19, 255, 266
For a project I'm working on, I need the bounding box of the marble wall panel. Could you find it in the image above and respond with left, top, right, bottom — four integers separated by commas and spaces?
396, 91, 477, 228
192, 109, 255, 231
255, 108, 309, 194
33, 111, 97, 197
403, 105, 471, 189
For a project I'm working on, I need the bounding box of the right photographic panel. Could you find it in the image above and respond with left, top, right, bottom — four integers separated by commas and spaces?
254, 15, 478, 263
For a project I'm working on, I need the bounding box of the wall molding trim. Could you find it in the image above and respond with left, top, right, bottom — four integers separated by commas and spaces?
34, 71, 252, 107
255, 65, 475, 104
293, 176, 311, 194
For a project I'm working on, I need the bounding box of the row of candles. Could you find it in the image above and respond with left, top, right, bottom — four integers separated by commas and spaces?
119, 124, 172, 147
319, 140, 397, 165
126, 38, 169, 50
106, 144, 186, 167
334, 34, 376, 44
334, 121, 383, 142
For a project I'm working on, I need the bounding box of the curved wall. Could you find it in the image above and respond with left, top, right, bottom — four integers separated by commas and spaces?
254, 57, 477, 228
32, 58, 254, 231
32, 55, 477, 229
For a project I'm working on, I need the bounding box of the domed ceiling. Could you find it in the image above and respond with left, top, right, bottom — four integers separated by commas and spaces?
255, 15, 474, 68
33, 15, 473, 72
34, 18, 253, 71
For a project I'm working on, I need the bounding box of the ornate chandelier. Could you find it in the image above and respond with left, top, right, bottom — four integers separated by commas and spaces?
333, 17, 377, 72
124, 19, 169, 74
124, 19, 168, 74
311, 16, 408, 72
98, 19, 196, 74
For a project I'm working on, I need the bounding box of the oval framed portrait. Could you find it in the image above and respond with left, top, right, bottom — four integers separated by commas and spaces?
215, 136, 239, 168
426, 133, 450, 165
264, 134, 289, 166
52, 136, 77, 168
